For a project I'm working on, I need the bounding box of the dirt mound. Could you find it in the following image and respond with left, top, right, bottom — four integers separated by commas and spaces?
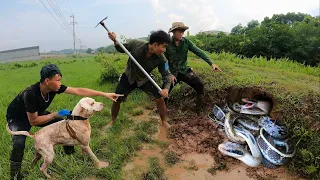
167, 114, 223, 156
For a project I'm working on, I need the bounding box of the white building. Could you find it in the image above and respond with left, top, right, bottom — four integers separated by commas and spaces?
0, 46, 40, 63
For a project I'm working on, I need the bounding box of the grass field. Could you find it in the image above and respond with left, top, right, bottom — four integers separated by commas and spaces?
0, 53, 319, 179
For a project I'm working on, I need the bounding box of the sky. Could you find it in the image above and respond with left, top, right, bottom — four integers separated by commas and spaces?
0, 0, 319, 52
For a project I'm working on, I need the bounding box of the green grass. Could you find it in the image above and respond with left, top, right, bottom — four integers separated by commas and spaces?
164, 151, 179, 167
131, 108, 144, 116
0, 56, 153, 179
142, 157, 165, 180
0, 52, 319, 179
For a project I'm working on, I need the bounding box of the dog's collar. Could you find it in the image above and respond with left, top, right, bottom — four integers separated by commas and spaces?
66, 115, 88, 121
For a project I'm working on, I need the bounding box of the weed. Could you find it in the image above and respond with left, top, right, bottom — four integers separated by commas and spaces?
164, 151, 179, 166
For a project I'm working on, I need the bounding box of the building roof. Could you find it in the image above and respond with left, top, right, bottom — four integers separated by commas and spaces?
0, 46, 39, 54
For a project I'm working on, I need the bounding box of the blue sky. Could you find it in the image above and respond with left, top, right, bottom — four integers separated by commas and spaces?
0, 0, 319, 52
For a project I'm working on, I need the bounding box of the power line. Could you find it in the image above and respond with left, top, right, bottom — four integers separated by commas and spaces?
68, 0, 73, 15
45, 0, 71, 32
46, 0, 72, 32
57, 0, 72, 17
45, 0, 72, 33
38, 0, 71, 34
50, 0, 72, 31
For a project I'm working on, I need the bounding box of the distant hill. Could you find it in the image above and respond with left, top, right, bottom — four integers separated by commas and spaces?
47, 49, 76, 54
47, 49, 88, 54
200, 30, 230, 35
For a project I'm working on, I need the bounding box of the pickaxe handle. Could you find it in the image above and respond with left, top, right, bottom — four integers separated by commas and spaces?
99, 22, 162, 92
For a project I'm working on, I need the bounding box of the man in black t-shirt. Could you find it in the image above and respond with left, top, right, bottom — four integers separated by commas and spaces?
6, 64, 122, 180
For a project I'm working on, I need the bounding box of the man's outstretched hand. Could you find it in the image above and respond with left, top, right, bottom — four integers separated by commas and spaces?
105, 93, 124, 102
212, 64, 223, 72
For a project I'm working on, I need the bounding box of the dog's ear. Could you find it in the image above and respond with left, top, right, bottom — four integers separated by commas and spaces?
80, 99, 92, 111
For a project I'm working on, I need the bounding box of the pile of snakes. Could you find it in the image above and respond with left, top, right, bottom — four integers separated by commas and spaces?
208, 98, 295, 168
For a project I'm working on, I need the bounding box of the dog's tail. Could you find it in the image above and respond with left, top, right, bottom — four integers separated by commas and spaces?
6, 124, 34, 138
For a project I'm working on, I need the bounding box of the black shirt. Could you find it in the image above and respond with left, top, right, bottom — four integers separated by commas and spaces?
6, 82, 67, 122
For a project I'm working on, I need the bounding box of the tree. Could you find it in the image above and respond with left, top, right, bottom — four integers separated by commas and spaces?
247, 20, 260, 29
96, 47, 106, 53
231, 24, 245, 35
86, 48, 93, 54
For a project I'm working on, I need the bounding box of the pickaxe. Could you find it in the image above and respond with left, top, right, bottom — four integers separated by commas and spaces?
95, 16, 162, 92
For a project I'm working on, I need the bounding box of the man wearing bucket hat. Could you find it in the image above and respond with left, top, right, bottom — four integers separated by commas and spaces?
6, 64, 122, 180
164, 22, 222, 109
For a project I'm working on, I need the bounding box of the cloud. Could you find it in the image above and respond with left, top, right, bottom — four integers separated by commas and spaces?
150, 0, 168, 14
168, 13, 184, 22
149, 0, 320, 34
149, 0, 220, 34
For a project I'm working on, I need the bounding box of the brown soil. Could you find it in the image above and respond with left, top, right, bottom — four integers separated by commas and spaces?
167, 114, 223, 156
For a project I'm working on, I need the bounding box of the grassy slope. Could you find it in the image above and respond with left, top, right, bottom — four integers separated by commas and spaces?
0, 53, 319, 179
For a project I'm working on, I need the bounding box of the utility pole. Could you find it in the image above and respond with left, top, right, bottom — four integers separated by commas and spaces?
79, 39, 82, 54
70, 15, 77, 54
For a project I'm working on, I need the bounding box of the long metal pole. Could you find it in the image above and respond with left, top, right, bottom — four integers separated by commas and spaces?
100, 22, 162, 92
70, 15, 77, 54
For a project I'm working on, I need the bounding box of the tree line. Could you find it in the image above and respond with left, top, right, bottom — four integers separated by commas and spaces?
88, 12, 319, 66
189, 12, 320, 66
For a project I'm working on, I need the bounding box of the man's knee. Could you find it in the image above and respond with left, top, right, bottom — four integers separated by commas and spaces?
12, 135, 26, 149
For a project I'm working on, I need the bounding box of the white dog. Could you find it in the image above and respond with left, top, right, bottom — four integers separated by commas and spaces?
6, 97, 109, 178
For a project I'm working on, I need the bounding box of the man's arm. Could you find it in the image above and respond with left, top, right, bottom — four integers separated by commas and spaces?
114, 41, 132, 53
27, 112, 59, 126
64, 87, 122, 102
187, 39, 213, 66
158, 57, 172, 90
23, 91, 60, 126
108, 32, 132, 53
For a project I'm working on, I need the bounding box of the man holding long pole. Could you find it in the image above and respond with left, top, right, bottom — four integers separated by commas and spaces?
107, 30, 172, 129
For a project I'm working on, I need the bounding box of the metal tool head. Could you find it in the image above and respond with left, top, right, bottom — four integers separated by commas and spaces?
94, 16, 108, 28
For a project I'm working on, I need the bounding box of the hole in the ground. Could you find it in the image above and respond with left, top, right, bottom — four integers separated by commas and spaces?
168, 86, 275, 114
225, 86, 275, 112
166, 86, 275, 158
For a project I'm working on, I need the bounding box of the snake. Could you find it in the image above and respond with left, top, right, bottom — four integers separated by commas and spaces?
209, 103, 294, 168
258, 116, 289, 139
232, 98, 271, 115
224, 106, 262, 144
208, 104, 260, 132
218, 125, 262, 167
257, 128, 295, 166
